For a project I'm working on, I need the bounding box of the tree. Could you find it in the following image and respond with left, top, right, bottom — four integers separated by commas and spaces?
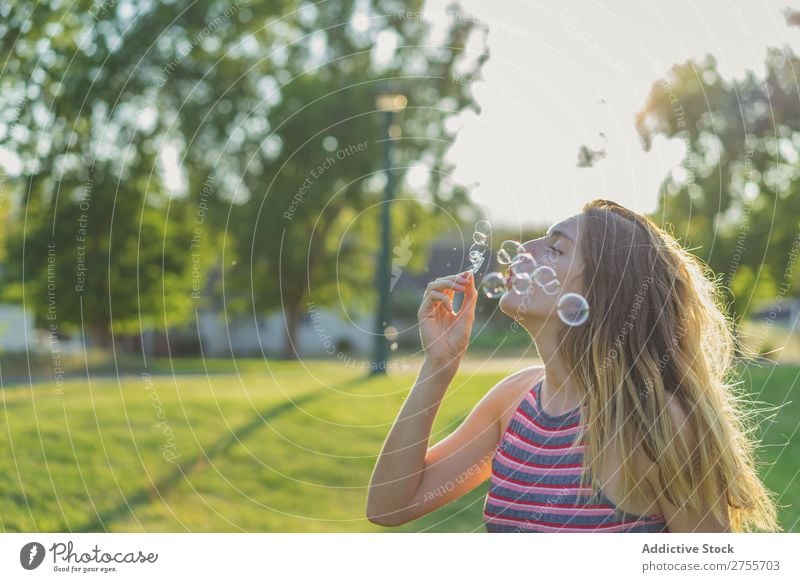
212, 1, 488, 358
1, 1, 487, 356
0, 1, 254, 345
635, 29, 800, 321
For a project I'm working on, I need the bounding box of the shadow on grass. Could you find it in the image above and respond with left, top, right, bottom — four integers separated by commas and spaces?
0, 370, 255, 390
75, 374, 372, 532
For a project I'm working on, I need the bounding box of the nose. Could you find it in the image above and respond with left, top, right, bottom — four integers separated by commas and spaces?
521, 238, 544, 257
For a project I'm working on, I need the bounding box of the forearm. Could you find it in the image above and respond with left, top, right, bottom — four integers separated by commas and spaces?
366, 358, 459, 520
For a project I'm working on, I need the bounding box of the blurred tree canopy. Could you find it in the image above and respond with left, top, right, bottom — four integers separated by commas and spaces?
0, 0, 487, 353
636, 14, 800, 321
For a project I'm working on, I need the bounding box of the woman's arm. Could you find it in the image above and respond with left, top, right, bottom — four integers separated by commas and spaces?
365, 363, 537, 527
365, 358, 504, 527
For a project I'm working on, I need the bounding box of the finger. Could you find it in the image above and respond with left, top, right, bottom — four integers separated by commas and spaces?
430, 272, 470, 287
419, 288, 437, 314
429, 290, 453, 313
420, 286, 452, 314
458, 272, 478, 315
431, 271, 471, 285
424, 273, 470, 309
465, 271, 476, 296
427, 279, 466, 294
460, 285, 477, 316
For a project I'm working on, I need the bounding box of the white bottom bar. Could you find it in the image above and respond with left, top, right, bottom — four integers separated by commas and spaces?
1, 533, 798, 581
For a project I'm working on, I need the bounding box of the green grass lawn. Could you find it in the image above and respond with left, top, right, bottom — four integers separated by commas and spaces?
0, 359, 797, 532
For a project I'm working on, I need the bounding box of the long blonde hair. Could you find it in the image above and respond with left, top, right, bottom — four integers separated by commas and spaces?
561, 199, 781, 532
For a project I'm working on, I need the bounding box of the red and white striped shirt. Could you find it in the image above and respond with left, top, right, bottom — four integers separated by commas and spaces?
483, 378, 668, 532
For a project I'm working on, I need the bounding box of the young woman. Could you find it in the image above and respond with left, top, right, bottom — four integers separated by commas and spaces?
366, 199, 781, 532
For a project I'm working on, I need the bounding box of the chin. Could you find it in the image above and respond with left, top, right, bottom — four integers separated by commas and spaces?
498, 290, 524, 318
500, 290, 550, 324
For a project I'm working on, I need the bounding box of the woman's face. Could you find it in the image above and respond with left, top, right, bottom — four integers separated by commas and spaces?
498, 214, 586, 324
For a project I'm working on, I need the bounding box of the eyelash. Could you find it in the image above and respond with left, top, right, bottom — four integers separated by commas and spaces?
547, 245, 563, 256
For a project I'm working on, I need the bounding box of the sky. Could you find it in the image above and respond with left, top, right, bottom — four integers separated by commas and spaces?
415, 0, 800, 227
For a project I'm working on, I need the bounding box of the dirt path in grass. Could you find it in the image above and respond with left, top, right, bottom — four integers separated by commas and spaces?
396, 355, 543, 375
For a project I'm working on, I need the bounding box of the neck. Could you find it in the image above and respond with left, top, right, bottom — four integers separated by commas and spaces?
527, 318, 582, 415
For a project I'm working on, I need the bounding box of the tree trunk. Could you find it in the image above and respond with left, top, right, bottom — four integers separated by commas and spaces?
282, 301, 302, 360
89, 322, 112, 349
280, 215, 330, 360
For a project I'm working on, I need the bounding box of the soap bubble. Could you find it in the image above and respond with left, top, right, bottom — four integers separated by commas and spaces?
469, 259, 485, 273
390, 342, 399, 351
466, 221, 491, 273
508, 253, 536, 295
541, 280, 561, 295
511, 253, 537, 276
467, 243, 486, 273
474, 219, 491, 236
468, 249, 484, 264
532, 265, 556, 284
468, 260, 484, 273
511, 273, 533, 295
497, 240, 526, 265
479, 272, 506, 298
533, 266, 561, 295
557, 293, 590, 326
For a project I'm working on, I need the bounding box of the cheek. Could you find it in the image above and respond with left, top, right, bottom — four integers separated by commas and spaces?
498, 291, 517, 314
555, 259, 584, 294
499, 290, 530, 316
499, 288, 551, 316
559, 270, 584, 295
530, 264, 564, 294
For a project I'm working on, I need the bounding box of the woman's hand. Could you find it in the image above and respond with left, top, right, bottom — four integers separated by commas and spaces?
417, 270, 477, 367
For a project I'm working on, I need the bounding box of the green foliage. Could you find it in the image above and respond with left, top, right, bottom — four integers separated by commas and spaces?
0, 0, 487, 349
0, 1, 244, 339
214, 1, 488, 352
636, 41, 800, 319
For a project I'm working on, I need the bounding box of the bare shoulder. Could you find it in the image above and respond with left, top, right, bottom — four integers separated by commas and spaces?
497, 364, 544, 395
487, 364, 545, 418
505, 364, 545, 385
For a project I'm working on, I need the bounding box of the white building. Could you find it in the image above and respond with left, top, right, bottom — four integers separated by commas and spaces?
0, 304, 33, 352
196, 308, 376, 357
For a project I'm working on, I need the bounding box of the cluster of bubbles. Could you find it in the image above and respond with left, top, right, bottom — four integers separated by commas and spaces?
466, 224, 589, 327
467, 219, 492, 273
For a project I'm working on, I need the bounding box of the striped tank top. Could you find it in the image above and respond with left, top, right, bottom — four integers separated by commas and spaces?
483, 378, 668, 532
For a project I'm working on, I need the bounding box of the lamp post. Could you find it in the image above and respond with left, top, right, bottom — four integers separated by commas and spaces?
371, 84, 407, 376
